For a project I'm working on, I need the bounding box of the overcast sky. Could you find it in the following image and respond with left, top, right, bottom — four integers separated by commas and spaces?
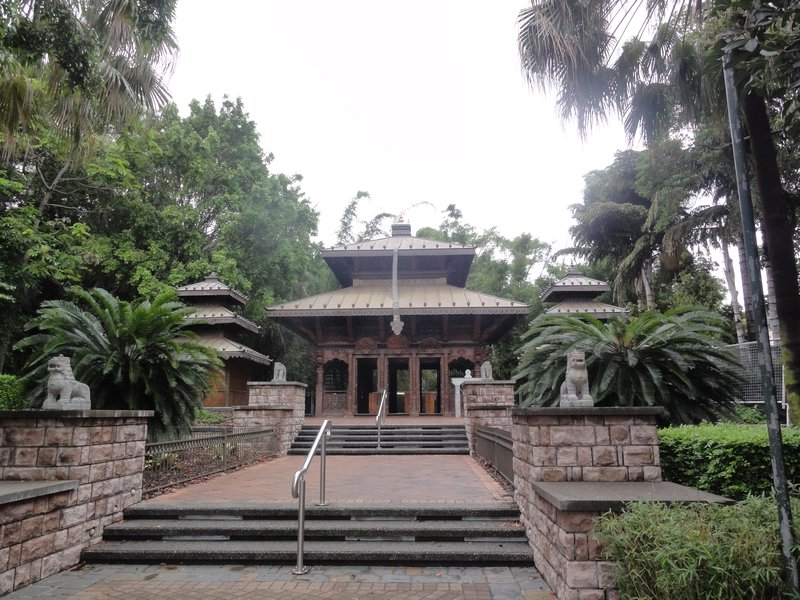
168, 1, 631, 253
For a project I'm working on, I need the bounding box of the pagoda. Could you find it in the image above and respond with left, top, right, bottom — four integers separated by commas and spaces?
542, 268, 628, 320
267, 223, 529, 417
176, 273, 271, 406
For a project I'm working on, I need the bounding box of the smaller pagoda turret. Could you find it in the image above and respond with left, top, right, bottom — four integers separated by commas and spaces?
542, 268, 628, 320
176, 273, 271, 406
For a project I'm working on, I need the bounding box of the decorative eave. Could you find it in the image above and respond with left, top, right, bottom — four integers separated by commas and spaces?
176, 272, 248, 305
194, 335, 272, 366
545, 299, 629, 320
184, 305, 260, 334
542, 269, 611, 302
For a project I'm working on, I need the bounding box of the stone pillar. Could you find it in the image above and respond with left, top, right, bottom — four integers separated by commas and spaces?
512, 407, 663, 600
0, 410, 151, 594
461, 380, 514, 453
242, 381, 307, 456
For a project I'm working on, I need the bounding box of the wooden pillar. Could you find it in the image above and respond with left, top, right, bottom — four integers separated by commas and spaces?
315, 357, 324, 416
410, 350, 419, 415
441, 352, 450, 415
347, 351, 355, 415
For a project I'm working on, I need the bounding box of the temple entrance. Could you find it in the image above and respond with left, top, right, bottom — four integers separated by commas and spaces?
388, 357, 409, 414
419, 358, 441, 414
356, 358, 378, 414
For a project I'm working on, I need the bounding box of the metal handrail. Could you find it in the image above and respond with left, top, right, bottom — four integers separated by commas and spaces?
291, 419, 332, 575
376, 388, 388, 448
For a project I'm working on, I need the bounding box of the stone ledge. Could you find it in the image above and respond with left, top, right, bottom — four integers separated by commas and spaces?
247, 381, 307, 388
0, 410, 154, 418
0, 480, 79, 505
513, 406, 666, 417
465, 403, 512, 410
231, 405, 295, 411
531, 481, 732, 512
461, 379, 515, 385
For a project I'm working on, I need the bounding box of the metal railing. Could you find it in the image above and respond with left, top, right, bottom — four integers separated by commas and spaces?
291, 419, 332, 575
143, 428, 275, 494
475, 425, 514, 484
375, 389, 388, 448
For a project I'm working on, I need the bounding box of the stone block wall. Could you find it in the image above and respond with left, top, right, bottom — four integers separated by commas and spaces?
239, 381, 307, 455
461, 380, 514, 453
512, 407, 664, 600
0, 410, 151, 594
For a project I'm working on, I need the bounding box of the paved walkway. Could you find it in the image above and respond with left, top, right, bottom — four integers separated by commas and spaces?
5, 455, 555, 599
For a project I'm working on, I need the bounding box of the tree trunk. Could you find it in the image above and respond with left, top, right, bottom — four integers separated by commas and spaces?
764, 257, 781, 343
737, 232, 756, 340
721, 239, 746, 344
641, 262, 655, 310
743, 91, 800, 424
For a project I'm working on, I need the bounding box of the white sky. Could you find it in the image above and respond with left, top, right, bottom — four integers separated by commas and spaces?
168, 0, 631, 252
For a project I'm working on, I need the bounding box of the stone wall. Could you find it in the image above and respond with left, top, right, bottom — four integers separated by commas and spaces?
461, 380, 514, 453
238, 381, 307, 455
0, 410, 151, 594
512, 407, 664, 600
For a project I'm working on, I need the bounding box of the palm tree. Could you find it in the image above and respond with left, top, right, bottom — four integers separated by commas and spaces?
16, 287, 221, 441
517, 0, 800, 422
514, 309, 744, 424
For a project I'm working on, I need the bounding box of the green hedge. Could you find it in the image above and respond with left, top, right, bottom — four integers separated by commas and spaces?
0, 374, 26, 410
594, 496, 795, 600
659, 424, 800, 499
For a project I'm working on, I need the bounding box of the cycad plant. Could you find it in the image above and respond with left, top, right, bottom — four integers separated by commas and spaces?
17, 287, 221, 440
513, 309, 744, 424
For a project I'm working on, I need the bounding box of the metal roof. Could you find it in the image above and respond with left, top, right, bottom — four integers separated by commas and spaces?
194, 335, 272, 365
541, 270, 611, 301
184, 305, 260, 334
545, 299, 629, 319
176, 272, 248, 305
324, 235, 475, 255
267, 279, 529, 317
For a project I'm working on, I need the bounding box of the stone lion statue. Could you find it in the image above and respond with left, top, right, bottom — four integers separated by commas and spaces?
42, 355, 91, 410
479, 361, 493, 380
559, 351, 594, 408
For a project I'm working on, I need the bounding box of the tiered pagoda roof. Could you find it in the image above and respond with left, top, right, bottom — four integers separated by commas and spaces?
542, 268, 628, 320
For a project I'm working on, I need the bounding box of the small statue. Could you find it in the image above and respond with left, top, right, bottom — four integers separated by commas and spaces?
480, 361, 493, 380
559, 351, 594, 407
42, 355, 91, 410
464, 369, 472, 379
272, 362, 287, 382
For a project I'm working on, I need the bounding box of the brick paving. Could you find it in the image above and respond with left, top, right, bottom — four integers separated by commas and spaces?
5, 564, 554, 600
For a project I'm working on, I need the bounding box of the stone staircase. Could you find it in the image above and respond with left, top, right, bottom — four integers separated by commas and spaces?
288, 424, 470, 455
81, 502, 533, 566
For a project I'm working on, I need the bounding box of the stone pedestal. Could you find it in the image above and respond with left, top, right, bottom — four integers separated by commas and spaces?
461, 380, 514, 453
237, 381, 307, 455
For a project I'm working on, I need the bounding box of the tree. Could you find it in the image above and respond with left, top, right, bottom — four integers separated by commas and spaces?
517, 0, 800, 422
16, 287, 221, 440
514, 309, 744, 424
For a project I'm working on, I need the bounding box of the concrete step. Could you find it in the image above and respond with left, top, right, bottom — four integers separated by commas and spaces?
81, 539, 534, 565
83, 502, 531, 566
101, 518, 526, 541
290, 424, 469, 456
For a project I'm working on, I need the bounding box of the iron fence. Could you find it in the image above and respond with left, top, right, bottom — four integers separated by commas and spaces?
728, 341, 785, 406
143, 427, 275, 494
475, 425, 514, 484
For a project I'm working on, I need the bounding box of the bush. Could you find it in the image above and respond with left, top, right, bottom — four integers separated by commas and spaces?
594, 496, 796, 600
0, 374, 25, 410
659, 424, 800, 499
194, 409, 228, 425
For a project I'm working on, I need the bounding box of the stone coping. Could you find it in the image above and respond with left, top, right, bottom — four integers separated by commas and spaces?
0, 410, 154, 418
465, 403, 513, 410
531, 481, 732, 512
0, 480, 79, 505
233, 405, 295, 411
513, 406, 666, 417
247, 381, 307, 388
460, 379, 514, 385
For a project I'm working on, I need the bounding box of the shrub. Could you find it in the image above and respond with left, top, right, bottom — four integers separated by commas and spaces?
0, 374, 25, 410
513, 309, 744, 424
594, 496, 796, 600
194, 409, 228, 425
659, 424, 800, 499
16, 287, 222, 441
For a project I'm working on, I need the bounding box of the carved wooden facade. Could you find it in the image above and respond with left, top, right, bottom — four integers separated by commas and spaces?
268, 224, 529, 417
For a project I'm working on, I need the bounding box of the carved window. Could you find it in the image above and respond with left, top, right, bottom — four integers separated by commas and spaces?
323, 359, 348, 392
